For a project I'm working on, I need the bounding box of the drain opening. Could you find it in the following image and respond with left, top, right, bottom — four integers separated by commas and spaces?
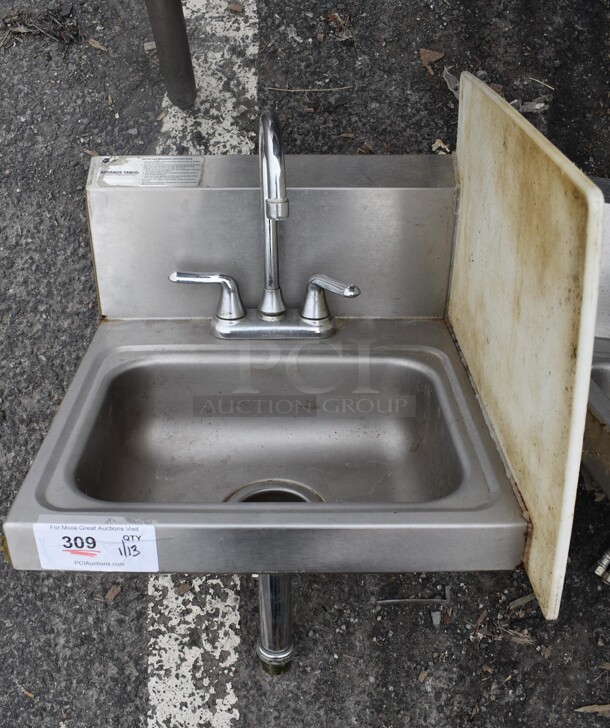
242, 490, 308, 503
226, 480, 323, 503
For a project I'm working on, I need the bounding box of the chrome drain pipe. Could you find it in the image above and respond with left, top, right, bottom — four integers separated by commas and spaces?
593, 547, 610, 583
258, 574, 293, 675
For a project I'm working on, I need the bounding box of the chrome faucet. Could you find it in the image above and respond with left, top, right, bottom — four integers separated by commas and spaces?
258, 110, 288, 319
169, 110, 360, 339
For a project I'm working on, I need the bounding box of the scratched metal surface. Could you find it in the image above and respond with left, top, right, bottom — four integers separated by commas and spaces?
594, 203, 610, 337
448, 73, 604, 619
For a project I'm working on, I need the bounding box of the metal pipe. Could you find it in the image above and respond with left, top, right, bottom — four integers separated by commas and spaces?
144, 0, 196, 110
258, 111, 288, 318
593, 547, 610, 580
258, 573, 293, 674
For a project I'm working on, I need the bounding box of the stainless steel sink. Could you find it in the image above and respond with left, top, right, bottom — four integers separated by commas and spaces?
592, 360, 610, 397
3, 150, 528, 673
3, 148, 529, 673
583, 338, 610, 496
5, 318, 525, 573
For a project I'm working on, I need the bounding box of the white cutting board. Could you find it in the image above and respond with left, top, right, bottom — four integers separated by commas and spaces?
449, 73, 604, 619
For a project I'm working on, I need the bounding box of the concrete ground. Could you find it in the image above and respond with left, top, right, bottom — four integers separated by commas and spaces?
0, 0, 609, 726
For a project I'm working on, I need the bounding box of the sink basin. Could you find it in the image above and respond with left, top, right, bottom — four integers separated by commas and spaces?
4, 318, 525, 573
76, 349, 466, 506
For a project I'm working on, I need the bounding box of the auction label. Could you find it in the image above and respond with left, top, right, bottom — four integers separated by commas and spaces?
97, 156, 203, 187
33, 523, 159, 572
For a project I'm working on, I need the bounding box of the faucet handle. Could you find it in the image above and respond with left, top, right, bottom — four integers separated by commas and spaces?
169, 271, 246, 320
300, 274, 361, 321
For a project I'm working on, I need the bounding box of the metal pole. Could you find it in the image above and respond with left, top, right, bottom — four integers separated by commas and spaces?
144, 0, 196, 110
258, 574, 293, 674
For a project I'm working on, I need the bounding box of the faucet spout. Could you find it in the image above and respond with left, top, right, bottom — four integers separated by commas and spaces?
259, 110, 288, 318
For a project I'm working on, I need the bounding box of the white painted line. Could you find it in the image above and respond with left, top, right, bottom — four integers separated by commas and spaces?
148, 575, 241, 728
155, 0, 258, 155
148, 0, 258, 724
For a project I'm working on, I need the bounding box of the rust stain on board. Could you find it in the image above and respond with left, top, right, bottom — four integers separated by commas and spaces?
449, 74, 603, 619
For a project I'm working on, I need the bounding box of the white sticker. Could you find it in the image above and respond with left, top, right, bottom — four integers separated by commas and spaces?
97, 156, 203, 187
33, 523, 159, 572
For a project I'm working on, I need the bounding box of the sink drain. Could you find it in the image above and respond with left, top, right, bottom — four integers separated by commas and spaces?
226, 480, 323, 503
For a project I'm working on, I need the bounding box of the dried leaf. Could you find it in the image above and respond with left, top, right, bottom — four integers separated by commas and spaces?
508, 593, 536, 611
175, 581, 192, 596
468, 703, 480, 721
598, 662, 610, 671
418, 670, 429, 683
500, 627, 535, 645
104, 583, 121, 603
575, 705, 610, 716
419, 48, 444, 75
432, 138, 451, 153
227, 2, 244, 12
83, 149, 97, 157
0, 8, 80, 49
442, 66, 460, 99
88, 37, 107, 52
518, 96, 551, 114
325, 12, 346, 31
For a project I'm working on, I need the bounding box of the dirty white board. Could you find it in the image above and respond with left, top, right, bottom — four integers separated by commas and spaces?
448, 73, 604, 619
